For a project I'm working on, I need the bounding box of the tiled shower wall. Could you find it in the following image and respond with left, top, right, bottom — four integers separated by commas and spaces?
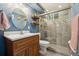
56, 9, 71, 47
45, 9, 71, 47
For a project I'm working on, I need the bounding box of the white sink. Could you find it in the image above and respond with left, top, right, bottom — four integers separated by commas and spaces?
5, 33, 33, 40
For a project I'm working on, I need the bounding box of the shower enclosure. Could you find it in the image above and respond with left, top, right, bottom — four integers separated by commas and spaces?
39, 8, 71, 55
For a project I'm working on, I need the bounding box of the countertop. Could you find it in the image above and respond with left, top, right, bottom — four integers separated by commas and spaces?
4, 31, 40, 41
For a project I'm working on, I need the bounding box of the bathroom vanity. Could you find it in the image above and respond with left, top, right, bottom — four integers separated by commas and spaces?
4, 32, 40, 56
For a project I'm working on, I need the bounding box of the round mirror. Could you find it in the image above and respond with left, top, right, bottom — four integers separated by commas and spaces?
11, 8, 27, 30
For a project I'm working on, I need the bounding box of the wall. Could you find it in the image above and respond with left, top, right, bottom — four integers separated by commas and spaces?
71, 3, 79, 17
0, 3, 39, 32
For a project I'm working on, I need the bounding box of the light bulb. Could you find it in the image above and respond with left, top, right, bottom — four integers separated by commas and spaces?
58, 5, 62, 8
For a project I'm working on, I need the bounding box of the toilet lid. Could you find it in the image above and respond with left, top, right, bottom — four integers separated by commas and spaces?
40, 40, 50, 45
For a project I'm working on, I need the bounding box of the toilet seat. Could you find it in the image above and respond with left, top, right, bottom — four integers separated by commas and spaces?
40, 40, 49, 45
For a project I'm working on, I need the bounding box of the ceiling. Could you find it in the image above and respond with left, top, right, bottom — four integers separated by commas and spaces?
40, 3, 72, 12
23, 3, 44, 13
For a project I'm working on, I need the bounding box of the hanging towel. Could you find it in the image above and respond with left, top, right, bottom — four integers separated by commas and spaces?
0, 11, 10, 30
68, 14, 79, 53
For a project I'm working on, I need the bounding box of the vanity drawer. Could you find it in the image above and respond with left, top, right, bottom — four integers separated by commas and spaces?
13, 35, 39, 51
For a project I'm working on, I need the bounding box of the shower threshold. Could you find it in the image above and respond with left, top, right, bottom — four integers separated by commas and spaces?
47, 44, 71, 56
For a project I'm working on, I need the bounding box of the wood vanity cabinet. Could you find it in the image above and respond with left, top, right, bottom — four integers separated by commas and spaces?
4, 35, 39, 56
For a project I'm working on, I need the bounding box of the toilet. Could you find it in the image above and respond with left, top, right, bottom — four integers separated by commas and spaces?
40, 40, 50, 55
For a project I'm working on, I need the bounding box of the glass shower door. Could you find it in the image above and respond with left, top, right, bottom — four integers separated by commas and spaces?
44, 9, 71, 55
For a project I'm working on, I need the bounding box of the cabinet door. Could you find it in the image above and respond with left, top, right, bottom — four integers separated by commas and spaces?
28, 46, 34, 56
28, 44, 39, 56
25, 47, 29, 56
33, 44, 39, 56
14, 48, 26, 56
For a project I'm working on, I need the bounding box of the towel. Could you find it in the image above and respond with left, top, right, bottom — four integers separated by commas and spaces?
0, 11, 10, 30
68, 14, 79, 53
